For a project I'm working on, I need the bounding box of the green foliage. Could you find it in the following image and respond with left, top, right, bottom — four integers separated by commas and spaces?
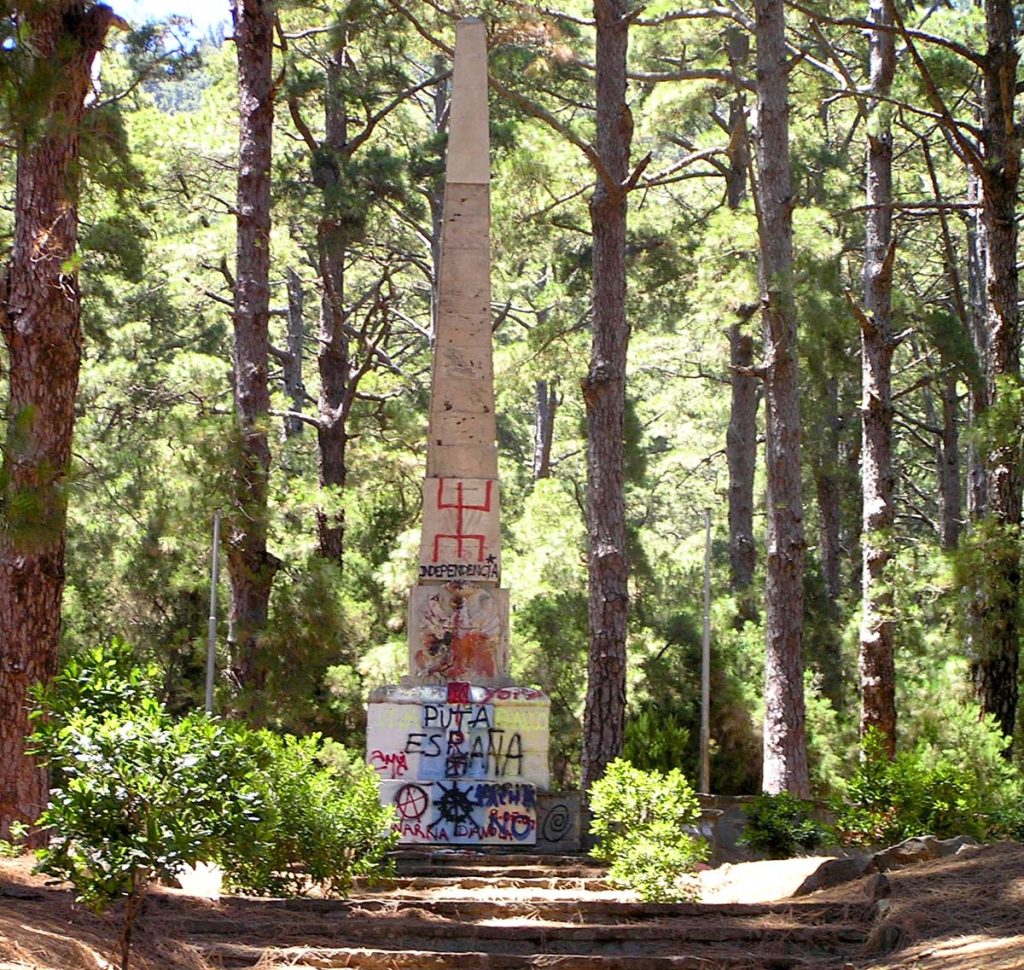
30, 642, 394, 934
221, 731, 397, 897
588, 759, 707, 902
0, 821, 28, 858
741, 792, 831, 858
622, 707, 691, 776
33, 706, 260, 911
834, 718, 1024, 847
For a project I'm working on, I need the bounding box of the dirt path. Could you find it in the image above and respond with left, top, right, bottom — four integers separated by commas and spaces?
1, 843, 1022, 969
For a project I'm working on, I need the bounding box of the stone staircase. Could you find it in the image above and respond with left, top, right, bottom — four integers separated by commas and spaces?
183, 849, 878, 969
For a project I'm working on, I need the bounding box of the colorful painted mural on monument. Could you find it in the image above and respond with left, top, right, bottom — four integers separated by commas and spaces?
409, 581, 508, 682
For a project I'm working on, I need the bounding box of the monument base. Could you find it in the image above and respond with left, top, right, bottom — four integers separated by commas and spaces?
367, 682, 550, 846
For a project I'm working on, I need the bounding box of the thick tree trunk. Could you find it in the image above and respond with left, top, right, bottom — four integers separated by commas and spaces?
533, 379, 558, 480
229, 0, 279, 691
283, 268, 305, 438
971, 0, 1022, 743
580, 0, 631, 796
753, 0, 809, 797
0, 1, 118, 837
859, 0, 897, 755
727, 325, 757, 593
315, 46, 351, 567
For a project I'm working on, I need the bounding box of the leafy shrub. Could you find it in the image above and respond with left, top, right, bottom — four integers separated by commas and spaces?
32, 699, 260, 970
834, 719, 1024, 847
741, 792, 831, 858
588, 759, 707, 902
221, 731, 396, 897
28, 642, 395, 969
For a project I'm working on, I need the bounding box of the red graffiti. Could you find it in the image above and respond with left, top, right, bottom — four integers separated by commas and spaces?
433, 479, 493, 562
481, 686, 544, 702
369, 749, 408, 778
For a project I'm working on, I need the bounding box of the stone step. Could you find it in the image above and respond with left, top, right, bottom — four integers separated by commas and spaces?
203, 942, 840, 969
391, 851, 594, 869
182, 913, 868, 949
390, 863, 606, 879
358, 875, 616, 891
150, 892, 874, 926
341, 896, 878, 924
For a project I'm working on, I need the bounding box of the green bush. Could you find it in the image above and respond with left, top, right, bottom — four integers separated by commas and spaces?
32, 699, 261, 970
221, 731, 396, 897
28, 642, 396, 969
588, 758, 707, 902
834, 719, 1024, 847
741, 792, 831, 858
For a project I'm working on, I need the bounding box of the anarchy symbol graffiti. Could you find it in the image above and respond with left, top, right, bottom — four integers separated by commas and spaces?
394, 784, 429, 820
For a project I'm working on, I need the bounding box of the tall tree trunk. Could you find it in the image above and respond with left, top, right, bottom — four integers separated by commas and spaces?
315, 45, 350, 567
971, 0, 1022, 743
938, 373, 962, 550
814, 376, 843, 607
282, 267, 305, 438
228, 0, 279, 692
965, 168, 988, 519
533, 379, 558, 480
753, 0, 809, 797
727, 325, 757, 594
859, 0, 897, 755
580, 0, 632, 795
0, 1, 119, 837
814, 374, 844, 709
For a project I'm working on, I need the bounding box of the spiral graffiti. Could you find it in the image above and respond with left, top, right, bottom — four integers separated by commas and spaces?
540, 802, 571, 843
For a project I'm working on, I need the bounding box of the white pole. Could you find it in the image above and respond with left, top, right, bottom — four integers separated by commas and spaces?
700, 507, 712, 794
205, 508, 222, 715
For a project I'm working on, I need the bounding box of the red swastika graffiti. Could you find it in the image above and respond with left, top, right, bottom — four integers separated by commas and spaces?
432, 479, 493, 562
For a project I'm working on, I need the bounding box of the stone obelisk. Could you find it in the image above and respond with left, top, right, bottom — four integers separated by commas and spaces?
408, 16, 508, 687
366, 18, 551, 847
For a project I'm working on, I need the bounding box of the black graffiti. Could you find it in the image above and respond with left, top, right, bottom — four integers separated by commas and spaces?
430, 780, 476, 830
422, 703, 492, 731
419, 561, 499, 581
540, 803, 571, 843
404, 732, 443, 757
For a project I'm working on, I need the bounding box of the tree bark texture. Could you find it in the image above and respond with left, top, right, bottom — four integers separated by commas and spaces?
283, 267, 306, 438
533, 379, 559, 480
970, 0, 1022, 742
580, 0, 631, 796
0, 1, 118, 836
753, 0, 809, 797
727, 325, 757, 592
859, 0, 897, 755
813, 375, 844, 710
965, 167, 988, 520
315, 45, 351, 567
229, 0, 279, 692
938, 372, 962, 550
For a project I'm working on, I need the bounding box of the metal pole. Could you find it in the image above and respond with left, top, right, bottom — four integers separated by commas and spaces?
205, 508, 221, 715
700, 508, 712, 794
